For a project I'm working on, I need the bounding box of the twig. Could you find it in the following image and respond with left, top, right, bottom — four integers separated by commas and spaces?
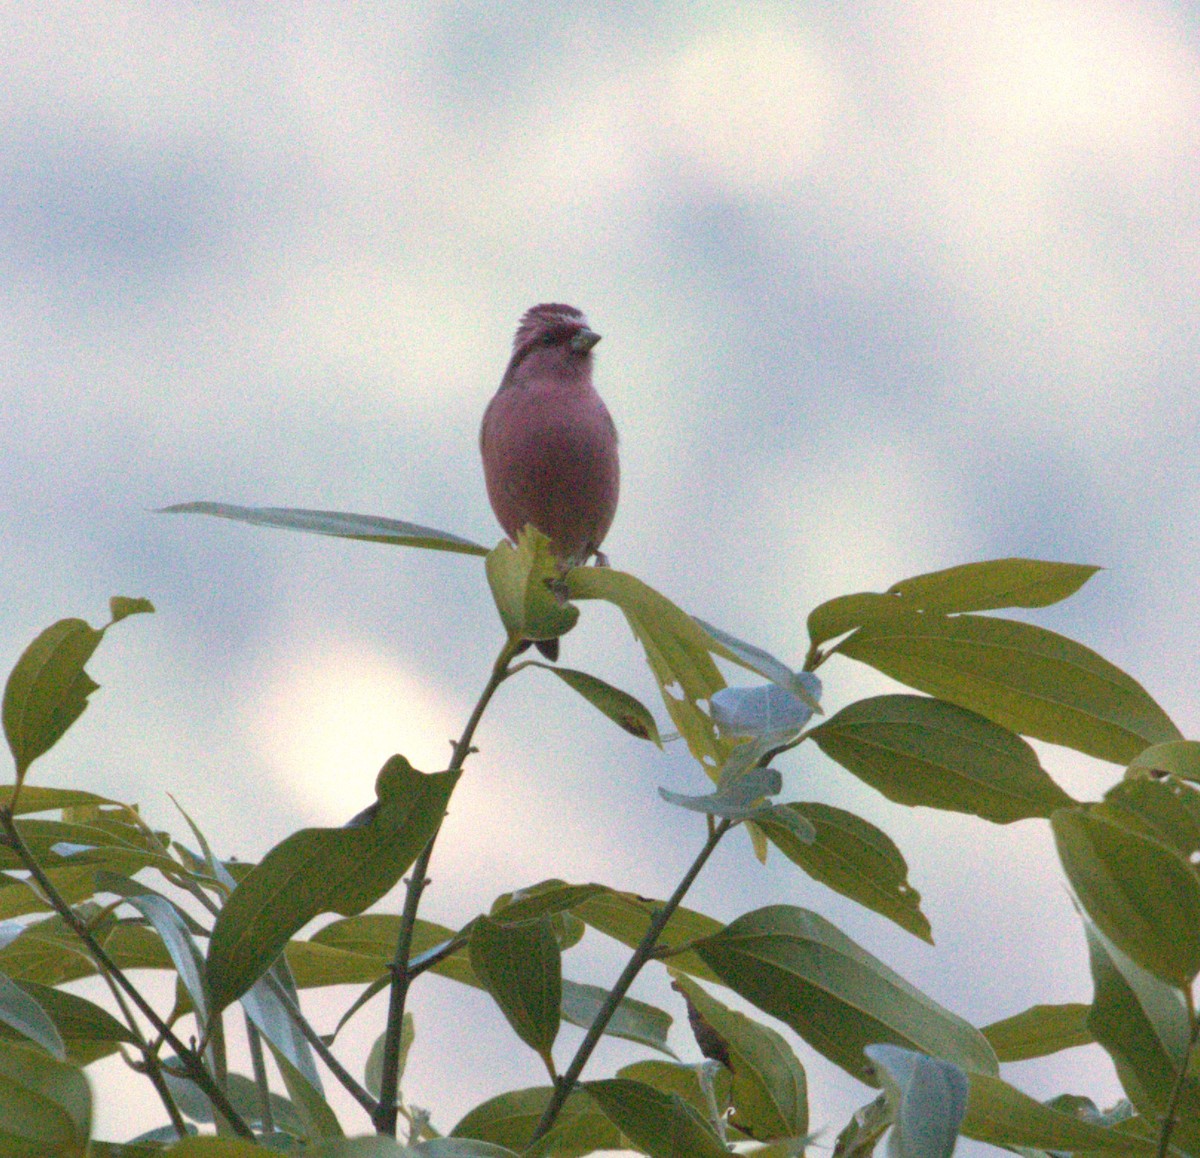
372, 637, 519, 1136
0, 805, 255, 1140
529, 817, 734, 1144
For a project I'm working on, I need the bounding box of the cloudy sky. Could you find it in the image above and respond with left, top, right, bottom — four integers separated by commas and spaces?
2, 1, 1198, 1145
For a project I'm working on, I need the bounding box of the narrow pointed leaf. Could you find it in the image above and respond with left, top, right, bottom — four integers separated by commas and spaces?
469, 914, 561, 1058
265, 1036, 342, 1139
207, 756, 457, 1011
122, 892, 210, 1024
811, 694, 1074, 823
886, 559, 1100, 614
161, 501, 488, 555
451, 1086, 621, 1157
585, 1077, 730, 1158
694, 906, 998, 1081
960, 1071, 1150, 1152
838, 615, 1181, 764
808, 560, 1100, 652
866, 1045, 967, 1158
241, 958, 323, 1090
0, 1041, 91, 1155
0, 787, 120, 816
756, 802, 931, 942
366, 1014, 414, 1100
672, 974, 808, 1140
0, 970, 65, 1059
981, 1003, 1092, 1061
0, 981, 134, 1065
560, 980, 674, 1056
1053, 807, 1200, 985
3, 619, 103, 782
535, 665, 661, 744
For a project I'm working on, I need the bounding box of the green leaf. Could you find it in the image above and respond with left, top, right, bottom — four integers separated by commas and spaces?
485, 529, 579, 643
671, 974, 808, 1141
534, 665, 662, 744
3, 618, 102, 783
885, 559, 1100, 614
0, 969, 65, 1059
468, 914, 561, 1061
162, 1067, 303, 1133
837, 616, 1181, 764
584, 1077, 730, 1158
618, 1059, 735, 1123
0, 786, 120, 816
0, 1040, 91, 1156
0, 981, 134, 1066
960, 1070, 1150, 1152
108, 595, 155, 623
566, 567, 731, 775
160, 501, 489, 555
206, 755, 457, 1011
1099, 777, 1200, 859
808, 560, 1100, 653
560, 980, 674, 1057
265, 1034, 341, 1139
810, 694, 1074, 823
756, 802, 931, 942
119, 890, 209, 1025
408, 1143, 522, 1157
981, 1003, 1092, 1061
1127, 740, 1200, 782
1053, 806, 1200, 985
574, 891, 725, 983
865, 1044, 968, 1158
693, 905, 998, 1081
366, 1014, 414, 1101
451, 1086, 621, 1158
1085, 921, 1200, 1140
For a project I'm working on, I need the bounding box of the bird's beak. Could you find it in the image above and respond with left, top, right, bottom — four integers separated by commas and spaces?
570, 327, 602, 353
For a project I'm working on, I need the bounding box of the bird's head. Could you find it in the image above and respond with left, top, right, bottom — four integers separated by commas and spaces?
502, 303, 601, 389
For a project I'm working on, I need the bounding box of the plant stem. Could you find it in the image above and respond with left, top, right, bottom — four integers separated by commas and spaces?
0, 805, 256, 1140
529, 817, 734, 1145
246, 1014, 274, 1135
1157, 988, 1200, 1158
372, 637, 519, 1136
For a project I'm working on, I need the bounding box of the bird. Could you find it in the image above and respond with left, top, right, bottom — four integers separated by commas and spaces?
481, 303, 621, 660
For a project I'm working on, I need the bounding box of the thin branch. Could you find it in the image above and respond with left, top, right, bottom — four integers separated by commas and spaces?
0, 805, 256, 1140
529, 817, 734, 1145
372, 636, 520, 1136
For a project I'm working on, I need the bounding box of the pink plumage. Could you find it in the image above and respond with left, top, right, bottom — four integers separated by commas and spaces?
480, 304, 620, 568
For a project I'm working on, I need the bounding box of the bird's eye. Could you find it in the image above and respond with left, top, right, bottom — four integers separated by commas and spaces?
539, 333, 556, 346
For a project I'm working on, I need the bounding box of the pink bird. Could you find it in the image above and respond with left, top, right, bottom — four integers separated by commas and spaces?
481, 303, 621, 658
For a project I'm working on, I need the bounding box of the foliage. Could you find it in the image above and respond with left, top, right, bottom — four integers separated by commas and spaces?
0, 506, 1195, 1157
